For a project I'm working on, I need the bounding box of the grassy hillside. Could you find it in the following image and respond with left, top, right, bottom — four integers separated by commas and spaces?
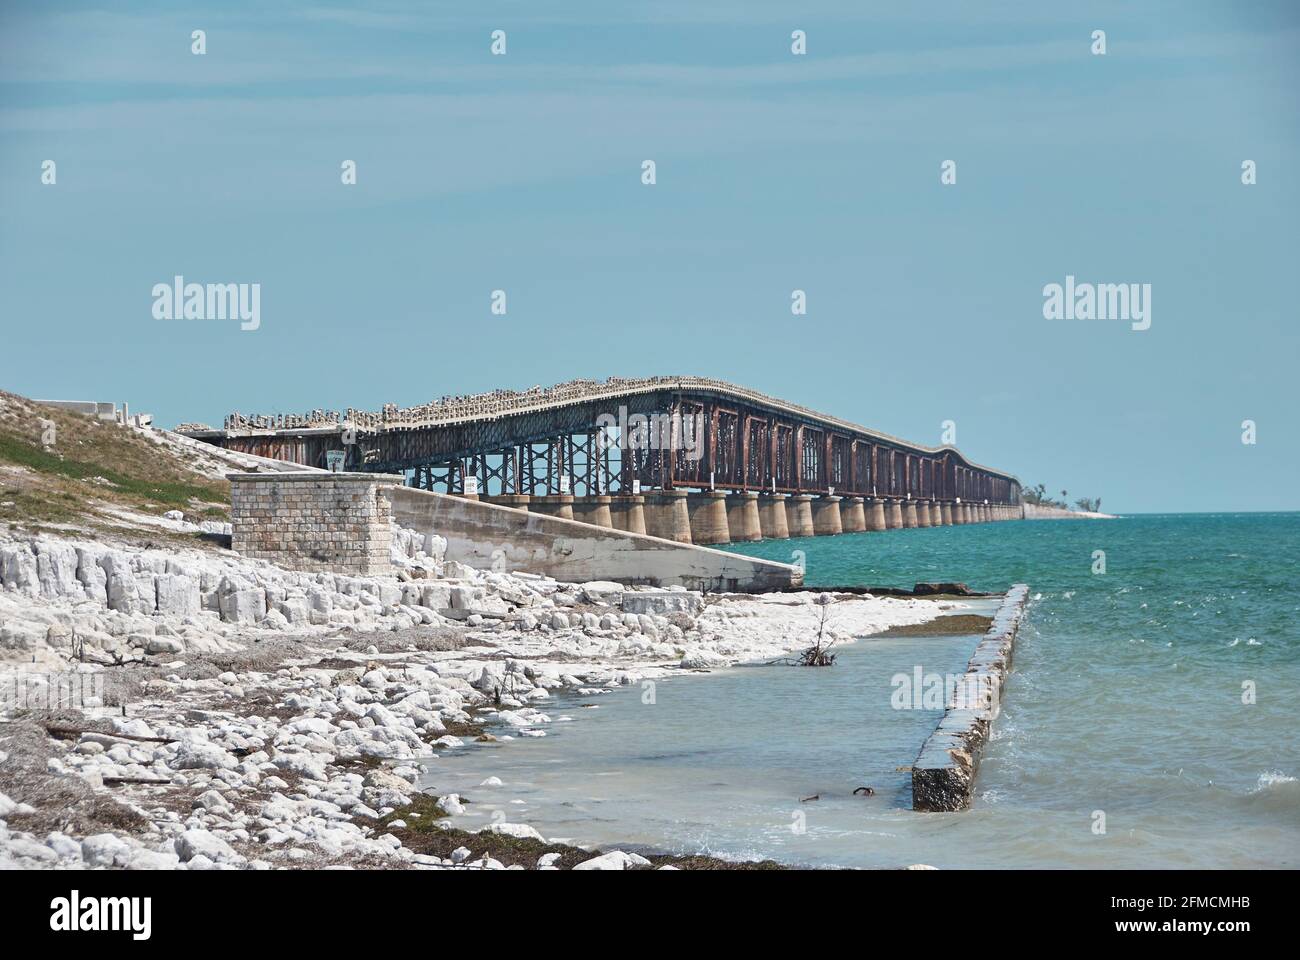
0, 390, 230, 539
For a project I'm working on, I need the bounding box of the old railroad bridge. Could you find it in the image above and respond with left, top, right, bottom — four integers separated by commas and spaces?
182, 376, 1024, 546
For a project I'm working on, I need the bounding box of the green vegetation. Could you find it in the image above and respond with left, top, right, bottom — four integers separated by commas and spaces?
376, 795, 785, 870
376, 792, 449, 835
1021, 483, 1101, 512
0, 390, 230, 536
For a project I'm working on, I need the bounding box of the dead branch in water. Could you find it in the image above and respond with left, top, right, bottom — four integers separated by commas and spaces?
766, 594, 839, 667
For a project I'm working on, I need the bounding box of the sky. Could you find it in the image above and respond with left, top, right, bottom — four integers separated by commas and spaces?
1, 1, 1297, 513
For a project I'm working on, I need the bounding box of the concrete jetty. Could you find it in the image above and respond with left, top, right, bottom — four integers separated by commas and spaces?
911, 584, 1030, 812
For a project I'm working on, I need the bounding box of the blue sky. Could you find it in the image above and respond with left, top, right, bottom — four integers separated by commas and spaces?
1, 1, 1297, 512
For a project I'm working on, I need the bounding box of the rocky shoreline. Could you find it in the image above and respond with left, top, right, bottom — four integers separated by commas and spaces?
0, 524, 961, 870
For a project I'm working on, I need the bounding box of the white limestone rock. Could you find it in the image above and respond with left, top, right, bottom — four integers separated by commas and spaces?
174, 828, 243, 864
483, 822, 544, 841
573, 850, 649, 871
154, 574, 201, 616
622, 589, 703, 616
218, 580, 266, 624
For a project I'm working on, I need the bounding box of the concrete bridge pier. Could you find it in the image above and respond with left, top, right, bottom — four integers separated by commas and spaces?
887, 500, 905, 529
529, 494, 574, 521
916, 501, 931, 528
724, 492, 762, 542
644, 490, 692, 543
572, 495, 613, 528
840, 496, 866, 533
785, 494, 816, 538
903, 501, 919, 528
610, 495, 647, 534
757, 494, 790, 539
928, 502, 943, 526
941, 502, 954, 526
811, 495, 843, 536
687, 491, 731, 545
867, 499, 888, 531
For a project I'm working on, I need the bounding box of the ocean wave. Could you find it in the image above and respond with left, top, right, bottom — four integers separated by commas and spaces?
1251, 770, 1297, 793
1241, 771, 1300, 816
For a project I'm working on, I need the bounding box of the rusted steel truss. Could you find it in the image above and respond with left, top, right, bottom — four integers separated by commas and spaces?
214, 388, 1020, 504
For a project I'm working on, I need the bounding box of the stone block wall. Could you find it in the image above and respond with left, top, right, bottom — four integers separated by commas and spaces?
228, 472, 404, 575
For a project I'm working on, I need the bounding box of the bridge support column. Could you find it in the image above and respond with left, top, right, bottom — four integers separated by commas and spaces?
785, 494, 815, 538
484, 494, 531, 512
757, 494, 789, 539
610, 495, 647, 535
811, 495, 843, 536
724, 492, 762, 542
643, 490, 692, 543
572, 495, 613, 528
915, 500, 931, 528
980, 504, 990, 522
926, 502, 941, 526
866, 499, 888, 531
840, 496, 866, 533
529, 494, 574, 521
887, 500, 904, 529
940, 502, 954, 526
903, 501, 919, 528
687, 491, 731, 545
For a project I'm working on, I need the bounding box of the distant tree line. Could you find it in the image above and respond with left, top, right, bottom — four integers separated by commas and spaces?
1021, 483, 1102, 514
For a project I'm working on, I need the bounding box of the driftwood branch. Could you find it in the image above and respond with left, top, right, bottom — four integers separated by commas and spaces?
44, 725, 177, 745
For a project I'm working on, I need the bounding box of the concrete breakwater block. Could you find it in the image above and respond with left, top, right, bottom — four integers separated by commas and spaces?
911, 583, 1030, 812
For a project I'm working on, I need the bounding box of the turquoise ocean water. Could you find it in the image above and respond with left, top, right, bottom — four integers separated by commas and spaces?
424, 513, 1300, 868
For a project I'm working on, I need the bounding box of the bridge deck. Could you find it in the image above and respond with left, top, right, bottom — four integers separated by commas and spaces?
181, 376, 1021, 505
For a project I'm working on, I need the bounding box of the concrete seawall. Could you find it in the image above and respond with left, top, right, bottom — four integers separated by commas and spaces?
389, 486, 800, 593
911, 583, 1030, 812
